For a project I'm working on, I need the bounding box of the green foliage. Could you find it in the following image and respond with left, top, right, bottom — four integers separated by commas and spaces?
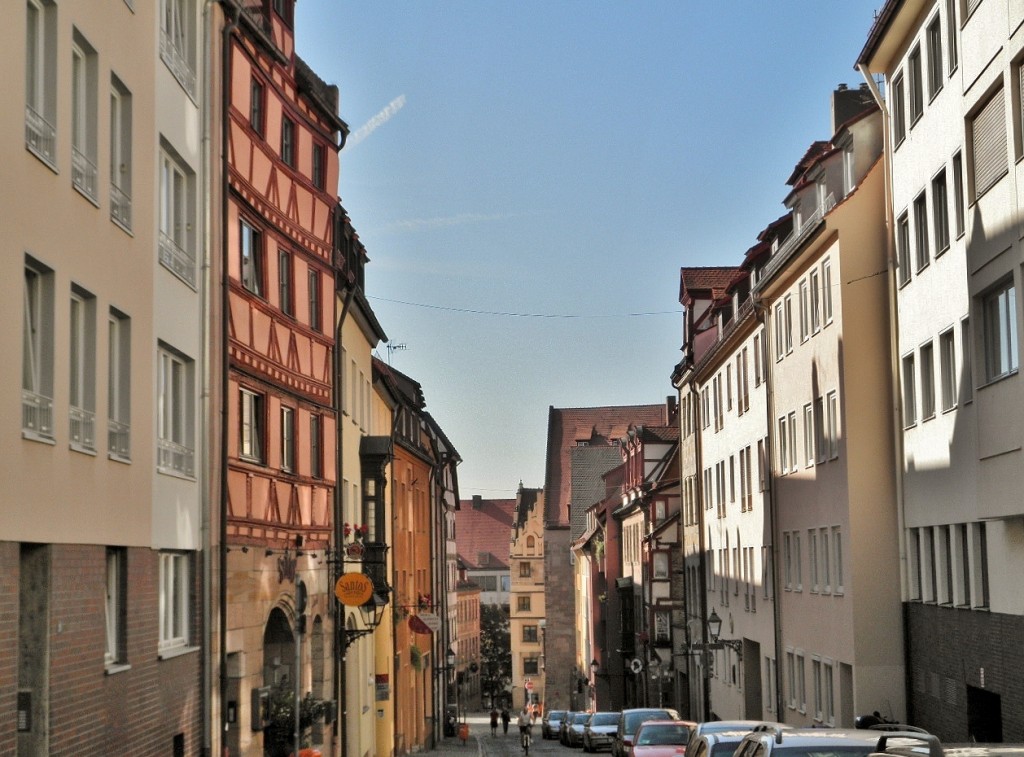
480, 604, 512, 704
263, 680, 325, 757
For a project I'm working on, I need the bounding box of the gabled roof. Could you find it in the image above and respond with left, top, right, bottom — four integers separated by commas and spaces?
679, 266, 740, 305
455, 497, 516, 570
543, 405, 668, 527
786, 141, 832, 186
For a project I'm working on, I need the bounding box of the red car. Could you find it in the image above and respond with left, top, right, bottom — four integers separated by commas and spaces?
631, 720, 695, 757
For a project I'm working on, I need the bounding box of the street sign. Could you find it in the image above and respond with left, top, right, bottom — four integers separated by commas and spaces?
417, 611, 442, 632
525, 679, 534, 691
334, 573, 373, 606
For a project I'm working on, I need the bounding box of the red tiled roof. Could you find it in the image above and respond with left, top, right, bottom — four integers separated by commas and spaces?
454, 498, 516, 569
679, 267, 740, 304
544, 404, 669, 527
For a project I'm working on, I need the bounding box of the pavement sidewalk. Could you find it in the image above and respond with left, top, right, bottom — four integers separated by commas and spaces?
416, 711, 513, 755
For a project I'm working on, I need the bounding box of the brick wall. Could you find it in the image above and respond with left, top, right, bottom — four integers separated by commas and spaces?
0, 543, 18, 755
542, 528, 574, 710
906, 602, 1024, 741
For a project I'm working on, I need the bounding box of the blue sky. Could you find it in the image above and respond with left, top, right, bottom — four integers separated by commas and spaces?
296, 1, 882, 497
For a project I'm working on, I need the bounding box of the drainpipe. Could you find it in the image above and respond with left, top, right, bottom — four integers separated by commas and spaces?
857, 65, 905, 604
218, 6, 240, 757
335, 275, 356, 757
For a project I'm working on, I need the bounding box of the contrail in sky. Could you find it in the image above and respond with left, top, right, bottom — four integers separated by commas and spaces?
348, 95, 406, 147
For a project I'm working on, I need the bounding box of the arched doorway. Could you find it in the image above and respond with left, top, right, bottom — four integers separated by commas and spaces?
263, 608, 296, 757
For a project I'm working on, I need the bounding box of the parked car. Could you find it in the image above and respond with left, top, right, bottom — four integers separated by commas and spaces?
543, 710, 568, 740
584, 711, 621, 753
567, 712, 593, 748
632, 720, 696, 757
612, 708, 683, 757
685, 721, 788, 756
733, 726, 927, 757
562, 712, 579, 745
687, 728, 768, 757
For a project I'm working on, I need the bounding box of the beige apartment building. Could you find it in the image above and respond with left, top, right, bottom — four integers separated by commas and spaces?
510, 485, 546, 711
3, 0, 210, 754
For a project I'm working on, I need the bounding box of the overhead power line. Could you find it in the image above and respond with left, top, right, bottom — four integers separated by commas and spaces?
367, 295, 681, 319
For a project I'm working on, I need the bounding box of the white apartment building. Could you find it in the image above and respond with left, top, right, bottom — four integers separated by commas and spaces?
859, 0, 1024, 741
3, 0, 209, 753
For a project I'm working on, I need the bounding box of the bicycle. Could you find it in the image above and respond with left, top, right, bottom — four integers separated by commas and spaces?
520, 725, 532, 754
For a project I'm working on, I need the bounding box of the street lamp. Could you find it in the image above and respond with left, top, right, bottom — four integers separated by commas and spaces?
706, 609, 743, 656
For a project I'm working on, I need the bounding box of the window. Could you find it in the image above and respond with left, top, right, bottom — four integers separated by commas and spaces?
799, 280, 809, 342
946, 0, 958, 74
110, 76, 132, 230
932, 170, 949, 254
25, 0, 57, 166
250, 77, 264, 136
69, 286, 97, 452
810, 269, 821, 333
983, 279, 1019, 381
892, 73, 906, 144
814, 396, 826, 463
108, 309, 131, 459
897, 212, 911, 285
971, 522, 989, 608
803, 404, 814, 467
240, 220, 263, 295
909, 46, 924, 123
158, 345, 194, 476
71, 30, 98, 201
939, 328, 957, 410
953, 151, 965, 237
927, 17, 943, 99
820, 527, 831, 593
519, 561, 532, 578
522, 625, 538, 643
278, 249, 292, 316
827, 391, 839, 459
902, 353, 917, 426
312, 143, 326, 190
921, 342, 936, 419
280, 406, 295, 472
309, 413, 322, 478
914, 193, 930, 271
786, 650, 796, 708
962, 317, 974, 399
823, 661, 835, 725
240, 388, 264, 463
653, 552, 669, 579
281, 116, 295, 167
159, 552, 190, 652
161, 0, 196, 96
788, 411, 797, 472
517, 595, 530, 612
822, 259, 833, 323
796, 652, 807, 712
832, 527, 844, 594
785, 295, 793, 353
778, 416, 788, 474
105, 548, 126, 666
23, 256, 55, 439
753, 333, 762, 384
971, 86, 1007, 198
272, 0, 294, 26
841, 138, 855, 194
159, 144, 196, 286
794, 532, 803, 591
812, 658, 823, 720
775, 303, 785, 361
523, 658, 539, 675
809, 529, 819, 592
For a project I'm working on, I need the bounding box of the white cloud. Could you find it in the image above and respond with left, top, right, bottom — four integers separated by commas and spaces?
348, 95, 407, 147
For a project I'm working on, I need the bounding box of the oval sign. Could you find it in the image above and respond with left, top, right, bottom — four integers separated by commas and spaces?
334, 573, 373, 606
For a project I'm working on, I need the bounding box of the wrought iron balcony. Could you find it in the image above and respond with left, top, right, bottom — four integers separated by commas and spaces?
110, 183, 132, 230
158, 438, 194, 477
22, 390, 54, 439
69, 405, 96, 451
72, 146, 98, 201
25, 105, 56, 166
158, 231, 196, 287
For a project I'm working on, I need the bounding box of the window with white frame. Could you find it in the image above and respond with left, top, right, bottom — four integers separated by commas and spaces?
827, 392, 839, 458
892, 73, 906, 144
902, 353, 917, 427
796, 652, 806, 712
971, 521, 990, 608
803, 404, 814, 467
822, 259, 833, 324
250, 76, 264, 137
913, 192, 929, 271
921, 341, 936, 419
909, 45, 923, 124
897, 212, 911, 285
108, 309, 131, 460
832, 526, 844, 594
240, 388, 265, 464
69, 286, 97, 452
159, 143, 196, 286
310, 413, 322, 478
823, 660, 835, 725
278, 248, 292, 316
775, 303, 785, 361
71, 30, 98, 201
783, 531, 793, 590
971, 85, 1007, 199
820, 527, 831, 593
808, 529, 819, 593
815, 396, 826, 463
281, 116, 295, 167
157, 343, 194, 476
110, 75, 132, 230
754, 333, 762, 384
280, 405, 294, 472
908, 528, 921, 600
160, 0, 196, 96
922, 527, 937, 602
785, 295, 793, 353
926, 17, 943, 99
982, 279, 1019, 381
23, 257, 55, 439
105, 547, 126, 665
794, 532, 803, 591
841, 137, 855, 195
25, 0, 58, 166
788, 411, 797, 472
932, 169, 949, 254
240, 219, 263, 296
766, 657, 776, 711
786, 650, 796, 708
955, 524, 971, 607
952, 151, 965, 237
812, 657, 823, 721
938, 525, 952, 604
946, 0, 958, 74
799, 280, 809, 342
726, 364, 733, 412
810, 269, 821, 333
778, 416, 789, 474
312, 142, 326, 190
962, 317, 973, 399
159, 551, 190, 653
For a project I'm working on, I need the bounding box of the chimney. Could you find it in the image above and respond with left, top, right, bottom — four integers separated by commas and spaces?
831, 82, 875, 134
472, 495, 483, 509
666, 395, 678, 425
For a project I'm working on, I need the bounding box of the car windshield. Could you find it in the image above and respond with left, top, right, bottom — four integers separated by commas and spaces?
574, 713, 591, 724
711, 742, 745, 757
636, 724, 693, 746
549, 711, 566, 720
625, 710, 675, 732
592, 713, 619, 726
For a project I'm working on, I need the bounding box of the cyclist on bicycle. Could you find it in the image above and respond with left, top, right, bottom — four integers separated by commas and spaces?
517, 705, 534, 745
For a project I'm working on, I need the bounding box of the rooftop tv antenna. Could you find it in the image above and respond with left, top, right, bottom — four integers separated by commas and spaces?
386, 342, 407, 364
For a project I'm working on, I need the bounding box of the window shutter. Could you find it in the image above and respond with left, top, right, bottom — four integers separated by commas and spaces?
972, 86, 1006, 197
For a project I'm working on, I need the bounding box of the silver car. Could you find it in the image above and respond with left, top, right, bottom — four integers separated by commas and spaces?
585, 712, 623, 753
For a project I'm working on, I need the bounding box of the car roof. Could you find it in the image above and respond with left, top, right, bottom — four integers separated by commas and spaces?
745, 727, 917, 748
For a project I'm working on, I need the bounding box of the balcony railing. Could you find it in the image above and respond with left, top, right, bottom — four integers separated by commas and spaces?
160, 32, 196, 98
25, 104, 56, 166
70, 405, 96, 451
72, 146, 98, 201
159, 231, 196, 287
759, 194, 836, 286
108, 419, 131, 459
158, 438, 194, 477
110, 183, 132, 230
22, 390, 54, 439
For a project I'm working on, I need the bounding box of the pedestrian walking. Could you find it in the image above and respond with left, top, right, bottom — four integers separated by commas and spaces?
501, 707, 511, 735
490, 707, 499, 736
